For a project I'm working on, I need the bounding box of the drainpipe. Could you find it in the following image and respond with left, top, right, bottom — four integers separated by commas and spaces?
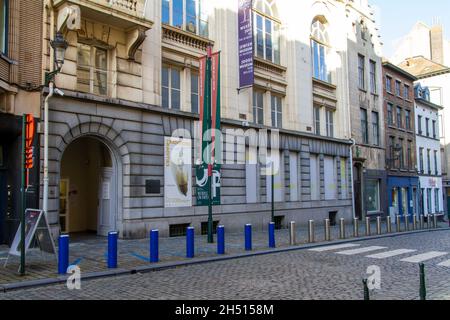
349, 138, 356, 219
43, 82, 54, 215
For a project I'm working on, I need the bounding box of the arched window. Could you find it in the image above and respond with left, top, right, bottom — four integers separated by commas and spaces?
253, 0, 280, 64
311, 17, 331, 83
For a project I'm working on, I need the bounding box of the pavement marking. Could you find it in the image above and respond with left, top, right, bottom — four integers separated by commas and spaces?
437, 260, 450, 267
336, 246, 387, 255
308, 243, 361, 252
400, 251, 448, 263
366, 249, 417, 259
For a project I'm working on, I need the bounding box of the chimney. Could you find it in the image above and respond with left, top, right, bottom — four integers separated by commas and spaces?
430, 22, 444, 65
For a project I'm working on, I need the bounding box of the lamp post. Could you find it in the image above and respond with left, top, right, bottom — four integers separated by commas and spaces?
43, 32, 67, 216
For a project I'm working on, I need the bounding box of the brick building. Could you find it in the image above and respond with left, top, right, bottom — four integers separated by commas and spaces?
0, 0, 43, 244
382, 61, 419, 219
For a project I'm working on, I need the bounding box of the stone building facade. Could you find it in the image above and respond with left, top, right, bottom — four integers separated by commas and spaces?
39, 0, 390, 239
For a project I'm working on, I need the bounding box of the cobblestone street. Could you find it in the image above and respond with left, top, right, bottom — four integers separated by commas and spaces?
1, 229, 449, 300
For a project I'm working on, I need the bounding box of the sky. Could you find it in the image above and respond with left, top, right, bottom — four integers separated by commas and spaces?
369, 0, 450, 58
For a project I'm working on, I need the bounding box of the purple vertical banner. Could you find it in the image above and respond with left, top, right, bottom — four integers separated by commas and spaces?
238, 0, 254, 89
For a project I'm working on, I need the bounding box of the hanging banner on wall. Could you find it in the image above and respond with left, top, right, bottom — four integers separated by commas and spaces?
238, 0, 254, 89
164, 137, 192, 208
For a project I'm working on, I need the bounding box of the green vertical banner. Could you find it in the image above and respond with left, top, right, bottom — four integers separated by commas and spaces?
196, 51, 221, 206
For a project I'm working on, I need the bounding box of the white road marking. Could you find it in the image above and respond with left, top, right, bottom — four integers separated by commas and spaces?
309, 243, 360, 252
400, 252, 448, 263
336, 246, 387, 255
366, 249, 417, 259
437, 260, 450, 267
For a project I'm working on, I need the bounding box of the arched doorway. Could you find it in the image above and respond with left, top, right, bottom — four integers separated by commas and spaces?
59, 136, 117, 236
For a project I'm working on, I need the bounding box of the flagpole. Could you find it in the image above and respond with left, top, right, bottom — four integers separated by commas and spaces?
206, 45, 214, 244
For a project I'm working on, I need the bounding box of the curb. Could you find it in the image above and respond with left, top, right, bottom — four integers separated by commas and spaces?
1, 227, 449, 293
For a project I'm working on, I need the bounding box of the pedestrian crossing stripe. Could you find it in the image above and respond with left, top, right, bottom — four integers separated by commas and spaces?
308, 243, 360, 252
336, 246, 387, 255
366, 249, 417, 259
437, 260, 450, 267
400, 251, 448, 263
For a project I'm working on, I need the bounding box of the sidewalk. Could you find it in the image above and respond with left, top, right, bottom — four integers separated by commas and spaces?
0, 220, 448, 289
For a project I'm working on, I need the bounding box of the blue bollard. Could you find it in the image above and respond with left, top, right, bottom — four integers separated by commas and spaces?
217, 226, 225, 255
186, 227, 195, 258
245, 224, 252, 251
107, 231, 118, 269
58, 234, 69, 275
150, 229, 159, 263
269, 222, 276, 248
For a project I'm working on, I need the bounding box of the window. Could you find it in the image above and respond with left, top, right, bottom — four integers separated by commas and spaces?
162, 65, 181, 110
399, 139, 404, 169
360, 108, 368, 144
386, 76, 392, 93
389, 136, 395, 168
311, 18, 331, 82
77, 44, 108, 95
254, 0, 280, 64
162, 0, 208, 37
358, 54, 365, 90
435, 189, 440, 213
419, 148, 424, 173
191, 72, 199, 113
387, 103, 394, 125
427, 189, 432, 214
396, 107, 402, 128
427, 149, 431, 174
253, 90, 264, 125
405, 110, 411, 130
418, 115, 422, 135
326, 109, 334, 138
425, 118, 430, 137
404, 85, 410, 100
366, 179, 380, 212
369, 60, 376, 93
395, 80, 401, 96
271, 95, 282, 128
432, 120, 437, 139
372, 111, 379, 146
314, 106, 321, 135
408, 140, 413, 170
0, 0, 6, 54
434, 150, 438, 175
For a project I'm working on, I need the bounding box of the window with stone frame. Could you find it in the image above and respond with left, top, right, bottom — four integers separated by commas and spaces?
314, 106, 321, 136
191, 71, 199, 114
254, 0, 281, 65
311, 17, 331, 83
253, 89, 264, 125
162, 65, 181, 110
76, 43, 108, 96
326, 109, 334, 138
271, 94, 282, 128
360, 108, 368, 144
162, 0, 208, 37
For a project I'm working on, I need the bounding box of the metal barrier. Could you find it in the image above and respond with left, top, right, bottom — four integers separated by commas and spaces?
268, 222, 276, 248
353, 218, 359, 238
58, 235, 69, 275
420, 215, 424, 229
289, 221, 296, 246
324, 219, 331, 241
412, 215, 417, 231
107, 231, 118, 269
386, 216, 392, 233
308, 220, 315, 243
376, 216, 382, 235
396, 215, 401, 232
186, 227, 195, 258
365, 217, 371, 236
339, 218, 345, 239
217, 226, 225, 255
150, 229, 159, 263
433, 214, 438, 229
245, 224, 252, 251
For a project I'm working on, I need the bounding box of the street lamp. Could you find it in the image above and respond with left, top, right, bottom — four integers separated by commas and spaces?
43, 32, 67, 218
